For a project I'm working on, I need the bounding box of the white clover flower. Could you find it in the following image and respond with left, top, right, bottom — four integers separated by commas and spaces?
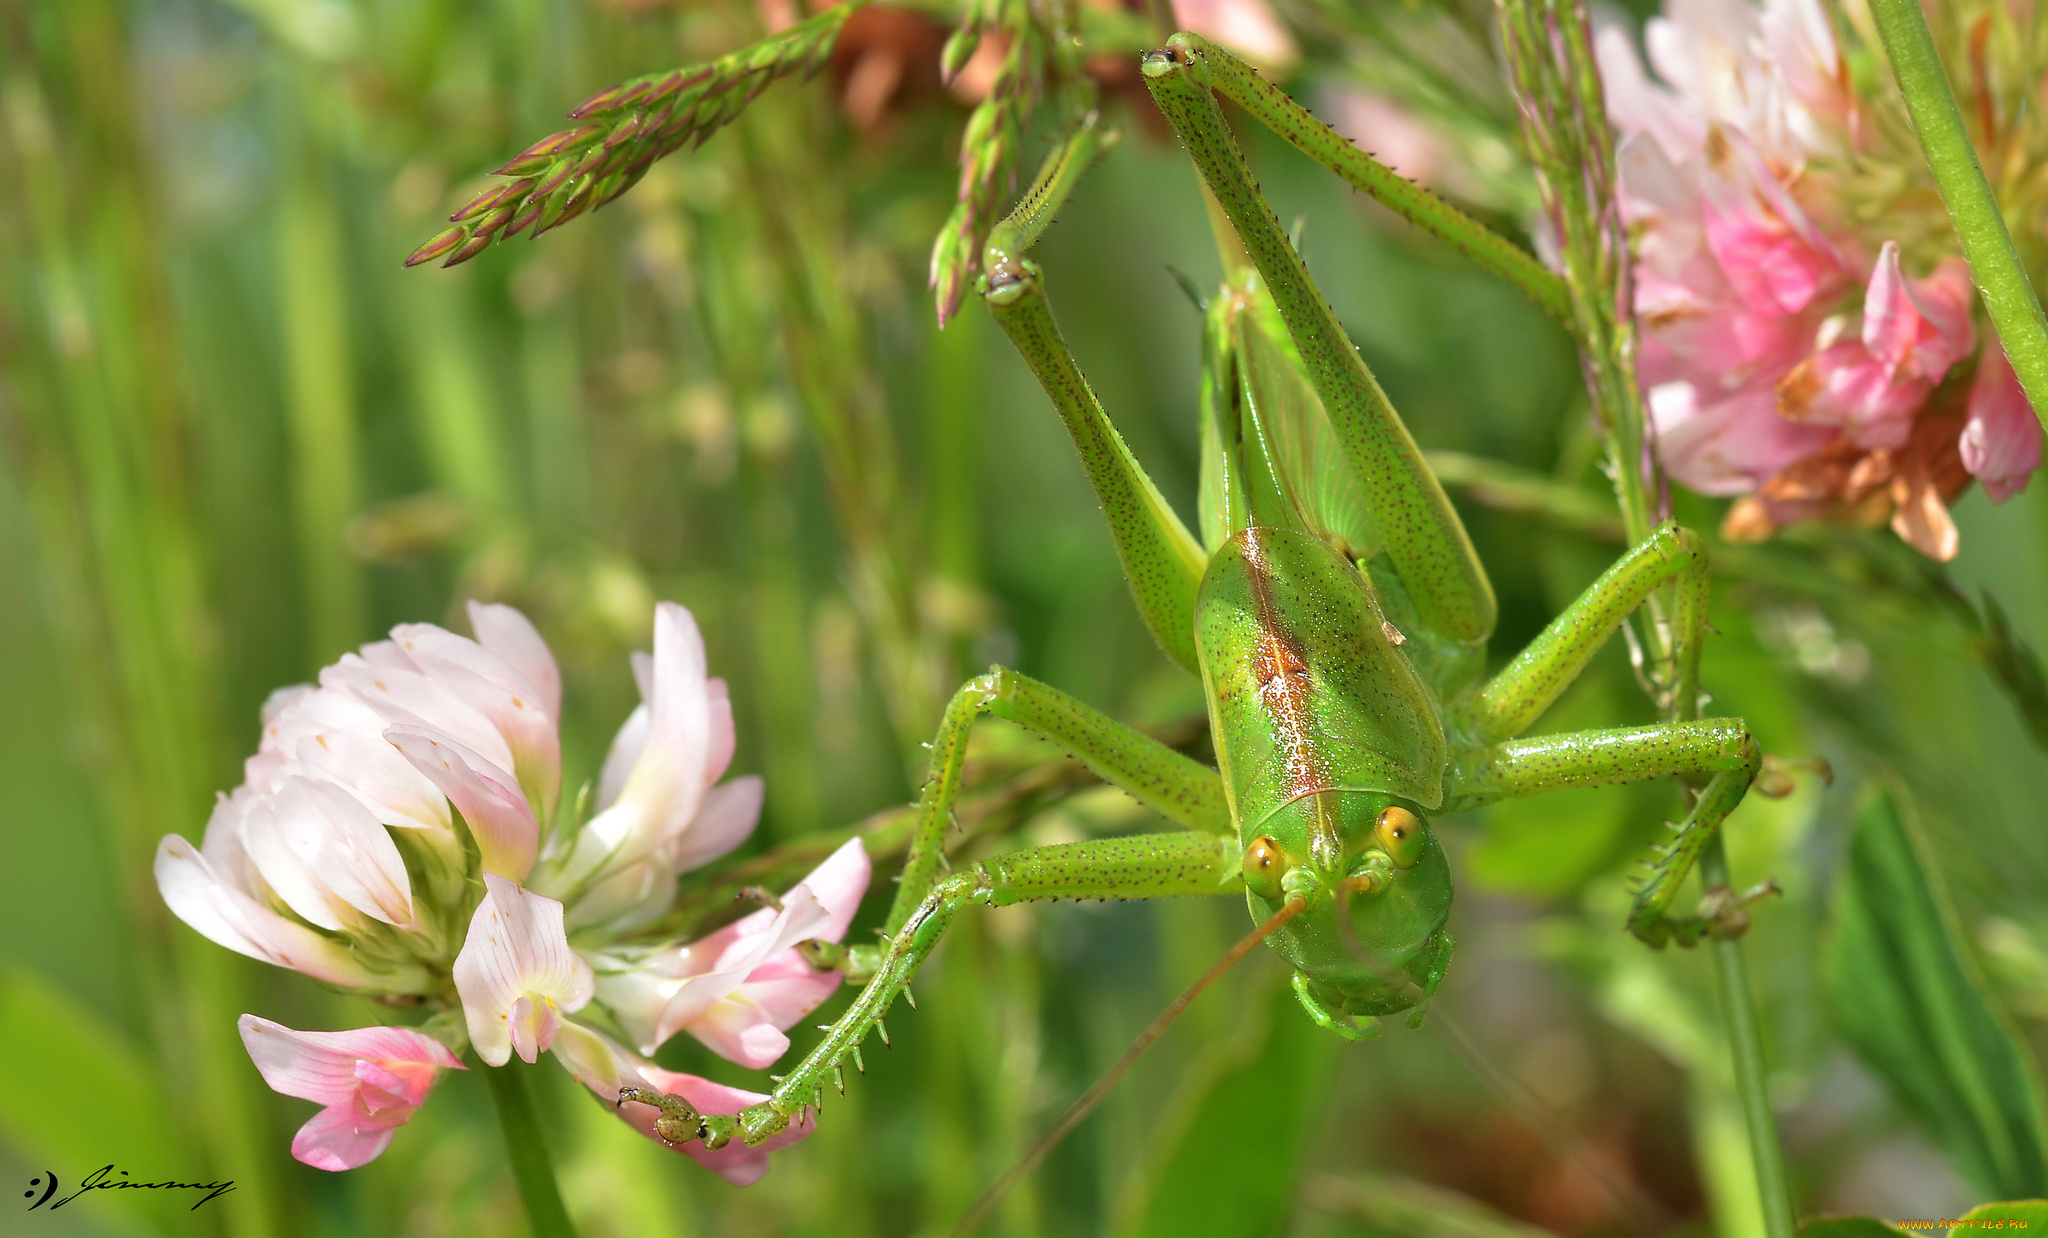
157, 599, 868, 1181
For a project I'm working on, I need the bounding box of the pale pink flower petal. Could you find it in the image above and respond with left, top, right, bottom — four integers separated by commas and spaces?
238, 1015, 462, 1172
564, 603, 714, 884
596, 703, 650, 812
261, 689, 450, 832
290, 1105, 400, 1172
567, 774, 769, 933
586, 894, 832, 1056
703, 679, 736, 789
239, 1016, 460, 1106
1758, 0, 1855, 150
155, 837, 379, 987
387, 727, 539, 881
685, 958, 845, 1068
261, 776, 415, 928
792, 838, 870, 944
1596, 25, 1705, 163
1777, 340, 1927, 450
1862, 246, 1974, 384
665, 776, 764, 875
467, 601, 562, 720
325, 655, 518, 778
389, 623, 560, 811
1963, 345, 2044, 503
1651, 380, 1836, 493
1698, 126, 1847, 316
681, 998, 797, 1071
454, 875, 595, 1066
595, 839, 870, 1059
235, 792, 350, 931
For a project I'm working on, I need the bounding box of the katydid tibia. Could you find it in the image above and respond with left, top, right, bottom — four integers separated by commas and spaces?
631, 29, 1780, 1185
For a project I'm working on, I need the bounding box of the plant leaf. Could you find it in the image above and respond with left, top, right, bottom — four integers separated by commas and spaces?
1822, 783, 2048, 1200
1957, 1200, 2048, 1226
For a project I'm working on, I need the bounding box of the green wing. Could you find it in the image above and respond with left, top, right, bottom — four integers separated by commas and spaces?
1232, 280, 1382, 563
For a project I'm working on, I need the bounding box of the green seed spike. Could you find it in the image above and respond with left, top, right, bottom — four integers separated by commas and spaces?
876, 1019, 890, 1047
940, 25, 980, 83
441, 232, 494, 268
900, 985, 916, 1011
834, 1064, 845, 1095
851, 1044, 865, 1075
1171, 33, 1571, 324
412, 3, 860, 265
404, 225, 468, 268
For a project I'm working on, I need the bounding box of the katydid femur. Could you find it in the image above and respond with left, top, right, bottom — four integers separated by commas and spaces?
610, 33, 1779, 1163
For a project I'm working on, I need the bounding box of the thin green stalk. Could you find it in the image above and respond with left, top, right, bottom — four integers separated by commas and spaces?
1699, 834, 1796, 1238
1868, 0, 2048, 428
481, 1060, 580, 1238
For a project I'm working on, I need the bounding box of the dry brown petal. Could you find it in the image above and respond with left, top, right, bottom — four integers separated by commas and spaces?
1889, 463, 1959, 561
1721, 496, 1777, 543
1776, 356, 1825, 420
1843, 448, 1895, 502
1760, 438, 1858, 503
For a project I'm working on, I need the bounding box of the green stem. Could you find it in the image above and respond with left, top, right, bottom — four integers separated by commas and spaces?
1868, 0, 2048, 428
1699, 834, 1796, 1238
481, 1059, 579, 1238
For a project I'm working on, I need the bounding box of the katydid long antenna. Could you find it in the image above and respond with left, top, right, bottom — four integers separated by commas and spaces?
946, 895, 1308, 1238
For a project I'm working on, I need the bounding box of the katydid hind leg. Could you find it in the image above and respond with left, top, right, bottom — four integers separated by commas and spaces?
1141, 44, 1497, 645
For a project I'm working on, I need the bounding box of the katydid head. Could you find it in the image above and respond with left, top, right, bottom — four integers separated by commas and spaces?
1140, 36, 1214, 87
1240, 789, 1452, 1016
980, 254, 1035, 307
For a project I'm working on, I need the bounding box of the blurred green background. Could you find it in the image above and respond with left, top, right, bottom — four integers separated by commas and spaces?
4, 0, 2047, 1235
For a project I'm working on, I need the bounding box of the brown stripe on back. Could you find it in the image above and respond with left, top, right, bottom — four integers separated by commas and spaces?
1241, 529, 1333, 801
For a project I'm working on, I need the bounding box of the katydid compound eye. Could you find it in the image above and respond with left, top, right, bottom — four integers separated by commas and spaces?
1375, 806, 1424, 868
1242, 835, 1285, 900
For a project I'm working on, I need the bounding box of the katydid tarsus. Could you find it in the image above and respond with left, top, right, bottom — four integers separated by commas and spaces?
615, 33, 1784, 1176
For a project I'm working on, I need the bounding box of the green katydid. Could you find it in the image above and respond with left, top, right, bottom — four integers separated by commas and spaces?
615, 32, 1780, 1176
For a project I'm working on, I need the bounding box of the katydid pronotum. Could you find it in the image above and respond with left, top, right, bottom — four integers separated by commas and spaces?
613, 32, 1787, 1180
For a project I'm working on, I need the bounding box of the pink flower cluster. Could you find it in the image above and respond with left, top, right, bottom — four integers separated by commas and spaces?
1597, 0, 2040, 558
158, 602, 869, 1183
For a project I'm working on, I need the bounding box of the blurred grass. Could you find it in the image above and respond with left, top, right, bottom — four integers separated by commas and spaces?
2, 0, 2046, 1236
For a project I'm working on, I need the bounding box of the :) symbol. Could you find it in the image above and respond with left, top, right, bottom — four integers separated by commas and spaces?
25, 1172, 57, 1210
